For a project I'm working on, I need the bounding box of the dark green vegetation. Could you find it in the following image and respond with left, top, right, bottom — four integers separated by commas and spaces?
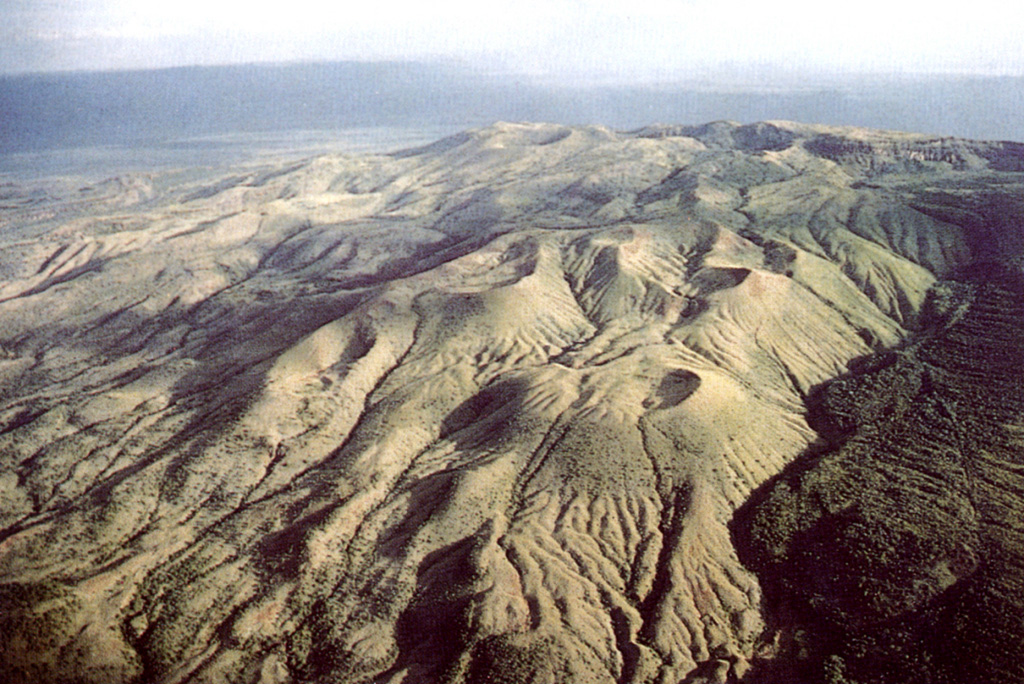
737, 258, 1024, 682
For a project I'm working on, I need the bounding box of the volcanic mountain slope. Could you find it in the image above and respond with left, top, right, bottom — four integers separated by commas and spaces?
0, 121, 1023, 684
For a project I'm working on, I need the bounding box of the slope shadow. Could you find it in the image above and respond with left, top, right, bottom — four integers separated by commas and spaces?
378, 536, 480, 683
729, 264, 1024, 684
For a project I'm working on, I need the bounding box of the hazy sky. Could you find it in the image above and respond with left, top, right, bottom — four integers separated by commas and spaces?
3, 0, 1023, 78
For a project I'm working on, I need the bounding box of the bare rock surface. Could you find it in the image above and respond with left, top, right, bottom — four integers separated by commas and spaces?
1, 121, 1022, 684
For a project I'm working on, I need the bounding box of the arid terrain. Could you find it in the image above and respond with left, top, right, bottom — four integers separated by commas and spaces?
1, 120, 1023, 684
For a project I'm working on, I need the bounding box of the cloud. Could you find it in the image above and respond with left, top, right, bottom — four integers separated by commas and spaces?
2, 0, 1023, 75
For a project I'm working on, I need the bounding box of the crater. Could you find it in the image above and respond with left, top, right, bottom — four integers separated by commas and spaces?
646, 369, 701, 409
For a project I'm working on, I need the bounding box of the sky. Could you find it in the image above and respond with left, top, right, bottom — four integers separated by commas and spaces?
2, 0, 1024, 79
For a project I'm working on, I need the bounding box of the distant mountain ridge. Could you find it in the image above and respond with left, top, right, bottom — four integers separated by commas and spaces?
2, 61, 1024, 160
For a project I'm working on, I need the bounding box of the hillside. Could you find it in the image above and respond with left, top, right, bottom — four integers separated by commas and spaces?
1, 121, 1023, 684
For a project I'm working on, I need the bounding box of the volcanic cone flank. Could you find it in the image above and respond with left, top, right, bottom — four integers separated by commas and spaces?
1, 120, 1023, 684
